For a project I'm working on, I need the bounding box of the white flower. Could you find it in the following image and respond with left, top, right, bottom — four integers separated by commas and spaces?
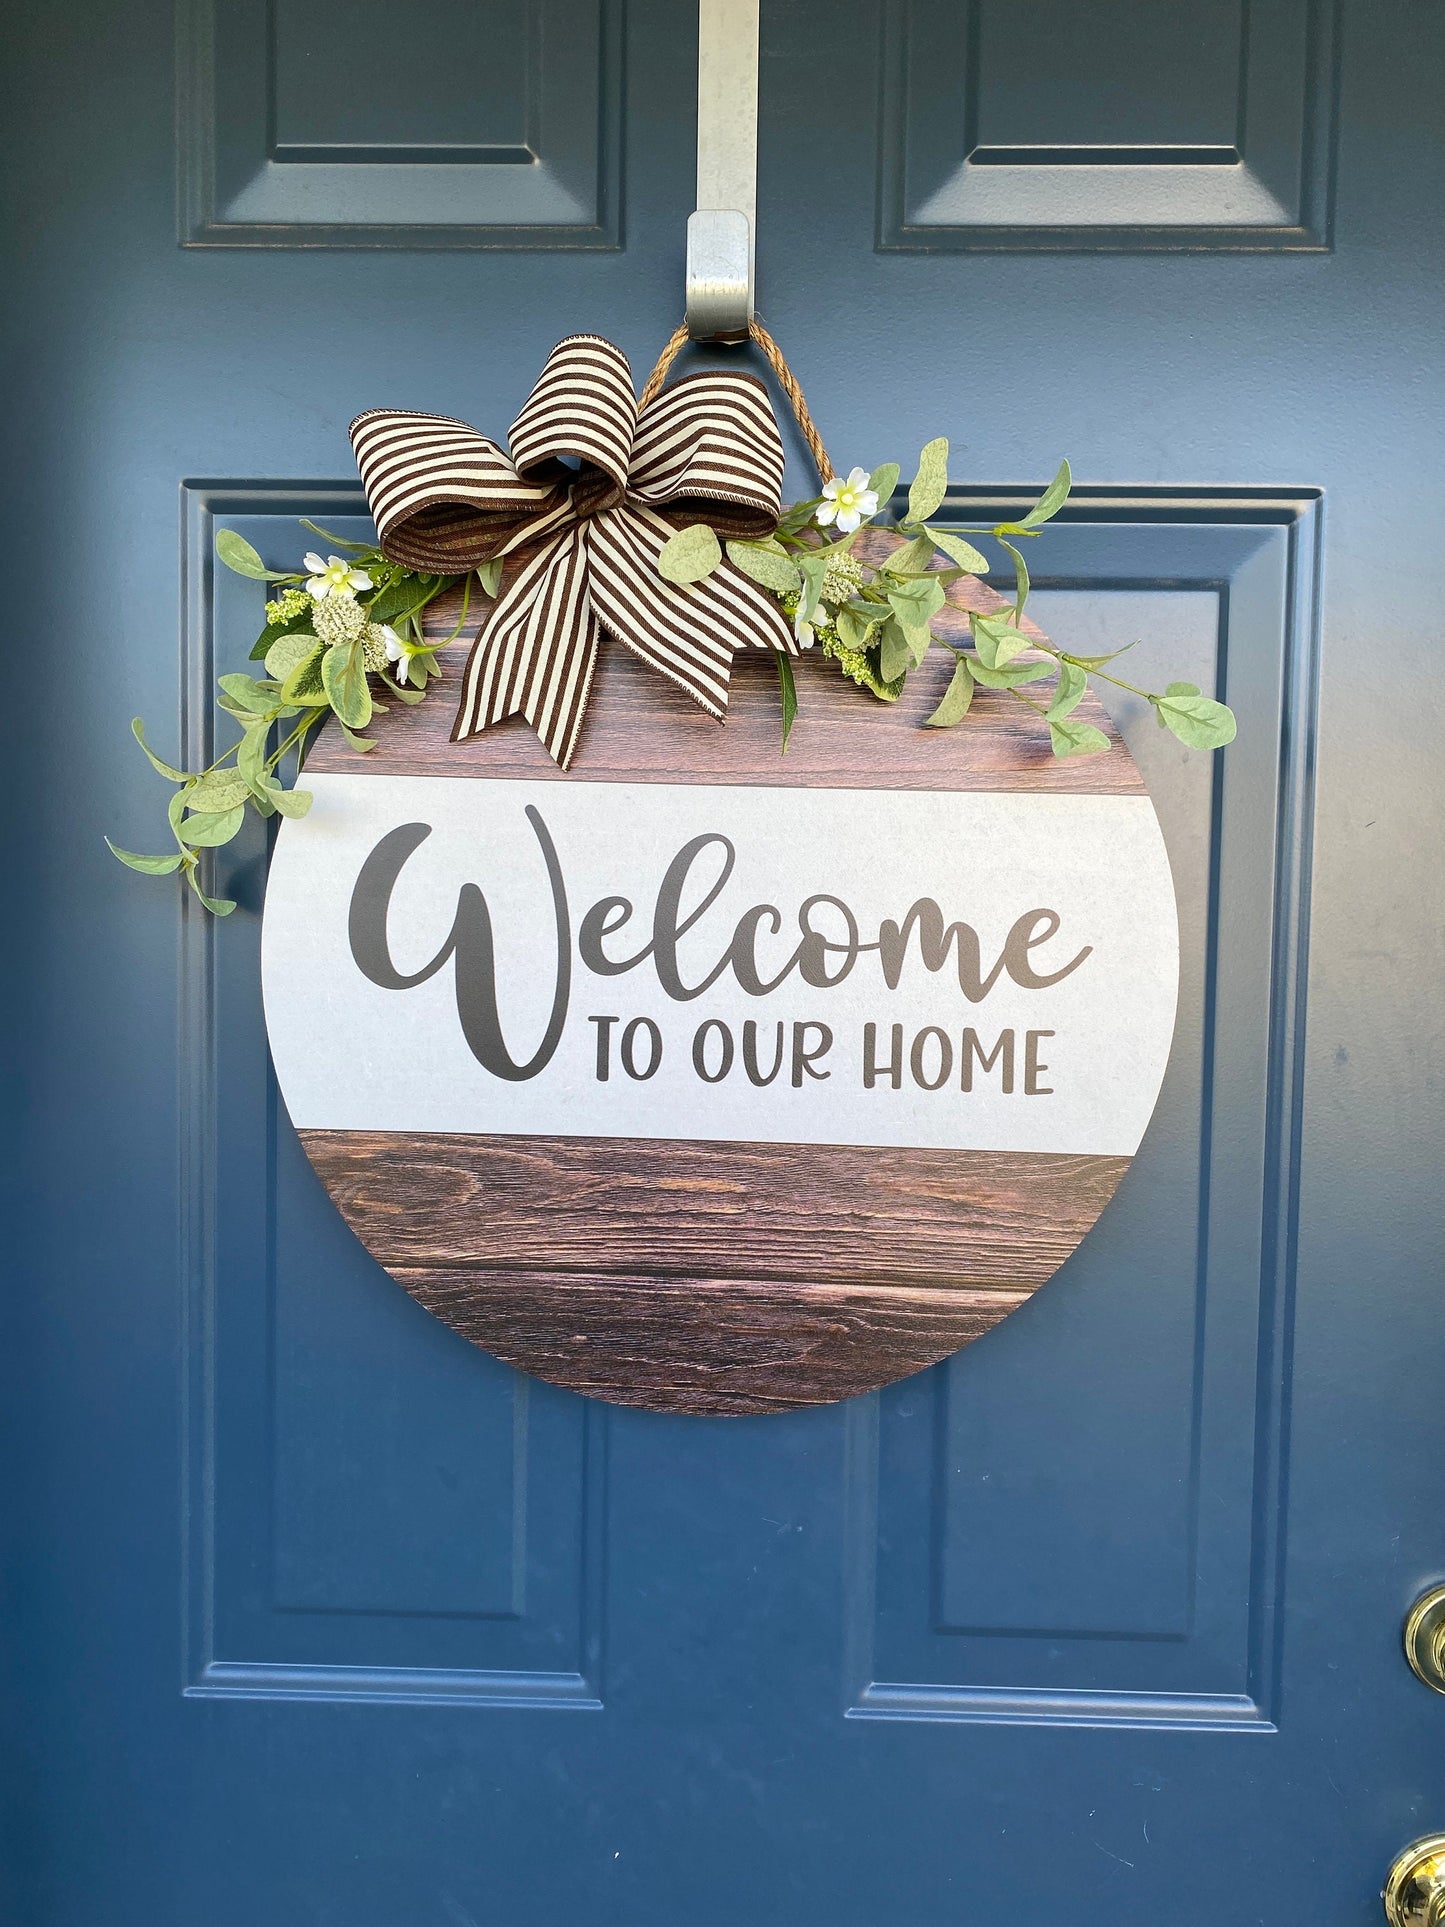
793, 595, 820, 649
304, 551, 373, 600
380, 625, 411, 683
815, 467, 880, 535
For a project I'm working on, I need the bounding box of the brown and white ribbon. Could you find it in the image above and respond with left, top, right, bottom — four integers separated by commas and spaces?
350, 335, 798, 769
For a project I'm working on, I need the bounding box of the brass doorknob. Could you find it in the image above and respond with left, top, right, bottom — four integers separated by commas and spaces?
1405, 1587, 1445, 1692
1385, 1837, 1445, 1926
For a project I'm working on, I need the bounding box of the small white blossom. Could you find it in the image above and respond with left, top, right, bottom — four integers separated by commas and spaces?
793, 596, 820, 649
815, 467, 880, 535
381, 625, 411, 683
304, 551, 373, 600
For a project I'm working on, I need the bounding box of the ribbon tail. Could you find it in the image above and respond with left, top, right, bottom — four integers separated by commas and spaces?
588, 506, 796, 722
451, 527, 598, 770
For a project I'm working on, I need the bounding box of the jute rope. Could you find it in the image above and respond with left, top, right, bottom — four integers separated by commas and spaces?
640, 317, 835, 484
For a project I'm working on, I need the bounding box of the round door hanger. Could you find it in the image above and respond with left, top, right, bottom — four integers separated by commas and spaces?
262, 649, 1178, 1415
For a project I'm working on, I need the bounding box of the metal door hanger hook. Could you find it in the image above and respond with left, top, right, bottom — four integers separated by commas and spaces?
686, 0, 758, 342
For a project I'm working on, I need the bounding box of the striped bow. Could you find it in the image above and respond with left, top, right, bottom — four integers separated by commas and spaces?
350, 335, 799, 769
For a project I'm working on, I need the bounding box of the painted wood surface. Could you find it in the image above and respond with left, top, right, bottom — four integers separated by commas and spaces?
290, 554, 1149, 1410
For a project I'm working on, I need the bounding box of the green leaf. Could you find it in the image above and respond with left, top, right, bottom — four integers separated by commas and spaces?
925, 658, 975, 728
907, 438, 949, 524
927, 529, 989, 575
1065, 644, 1137, 670
476, 557, 504, 598
998, 539, 1030, 620
237, 721, 271, 787
1018, 459, 1072, 530
106, 839, 184, 875
658, 523, 722, 585
1155, 692, 1237, 749
279, 639, 329, 704
887, 575, 946, 622
867, 462, 900, 507
186, 773, 250, 815
131, 718, 188, 782
340, 723, 377, 754
726, 540, 801, 595
970, 658, 1056, 688
881, 533, 937, 578
1048, 714, 1111, 758
776, 653, 798, 753
185, 868, 237, 916
217, 672, 280, 714
269, 783, 313, 819
1165, 680, 1201, 697
216, 528, 293, 582
265, 630, 320, 680
1046, 660, 1087, 719
180, 805, 246, 848
971, 614, 1033, 670
836, 608, 877, 652
321, 638, 373, 729
879, 618, 913, 683
298, 520, 372, 555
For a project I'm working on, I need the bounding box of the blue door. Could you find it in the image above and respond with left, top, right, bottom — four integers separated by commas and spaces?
8, 2, 1444, 1920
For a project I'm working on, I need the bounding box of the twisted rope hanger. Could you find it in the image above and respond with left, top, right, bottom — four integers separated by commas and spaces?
641, 317, 836, 485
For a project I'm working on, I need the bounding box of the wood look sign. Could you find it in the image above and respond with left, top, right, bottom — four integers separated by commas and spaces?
263, 646, 1179, 1414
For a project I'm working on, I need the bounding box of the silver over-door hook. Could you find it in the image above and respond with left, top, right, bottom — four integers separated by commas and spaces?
686, 0, 759, 341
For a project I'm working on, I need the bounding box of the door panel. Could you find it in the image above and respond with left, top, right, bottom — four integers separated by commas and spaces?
8, 0, 1445, 1922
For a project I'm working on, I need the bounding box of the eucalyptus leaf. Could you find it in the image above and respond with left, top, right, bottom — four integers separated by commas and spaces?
927, 529, 989, 575
1155, 692, 1237, 748
879, 619, 913, 683
269, 784, 313, 819
1046, 660, 1087, 719
971, 614, 1033, 668
887, 575, 946, 623
1048, 714, 1111, 758
867, 462, 900, 507
658, 523, 722, 585
131, 718, 187, 782
186, 773, 250, 815
298, 520, 371, 555
998, 539, 1030, 620
180, 805, 246, 848
249, 606, 313, 660
106, 839, 184, 875
883, 534, 938, 579
216, 528, 293, 582
321, 638, 373, 729
925, 658, 975, 728
186, 871, 236, 916
836, 608, 876, 652
340, 723, 377, 754
907, 438, 949, 524
217, 672, 279, 713
1065, 643, 1138, 669
1019, 459, 1072, 530
726, 540, 801, 594
1165, 681, 1201, 697
969, 658, 1056, 689
477, 557, 504, 597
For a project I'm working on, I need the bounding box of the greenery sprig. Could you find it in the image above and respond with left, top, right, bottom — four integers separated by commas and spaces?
659, 441, 1237, 757
114, 449, 1236, 915
108, 522, 472, 913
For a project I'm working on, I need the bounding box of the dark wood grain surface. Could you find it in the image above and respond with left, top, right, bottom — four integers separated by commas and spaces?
287, 536, 1152, 1411
300, 1131, 1131, 1412
388, 1268, 1036, 1415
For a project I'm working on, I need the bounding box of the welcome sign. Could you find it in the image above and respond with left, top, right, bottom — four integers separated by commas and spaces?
265, 777, 1175, 1155
261, 655, 1179, 1413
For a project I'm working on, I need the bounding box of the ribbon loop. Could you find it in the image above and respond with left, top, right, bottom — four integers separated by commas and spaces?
351, 333, 798, 769
507, 335, 637, 495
